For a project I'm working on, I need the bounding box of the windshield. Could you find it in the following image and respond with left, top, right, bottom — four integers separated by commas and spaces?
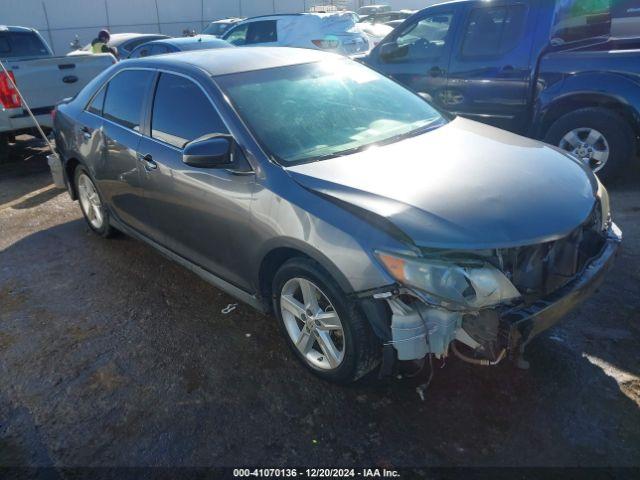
216, 60, 444, 165
0, 31, 50, 58
203, 22, 233, 36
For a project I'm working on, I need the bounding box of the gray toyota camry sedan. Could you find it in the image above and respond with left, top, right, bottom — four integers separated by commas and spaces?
50, 47, 621, 384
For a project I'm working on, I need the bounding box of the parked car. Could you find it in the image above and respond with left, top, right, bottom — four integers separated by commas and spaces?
0, 25, 115, 156
50, 47, 620, 384
362, 0, 640, 180
359, 22, 394, 48
202, 18, 243, 37
359, 10, 415, 25
357, 4, 392, 22
221, 13, 370, 56
127, 35, 232, 58
68, 33, 170, 58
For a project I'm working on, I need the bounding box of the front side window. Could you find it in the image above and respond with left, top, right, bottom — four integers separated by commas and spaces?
151, 73, 227, 148
394, 13, 453, 60
217, 59, 444, 165
224, 24, 249, 45
102, 70, 154, 131
551, 0, 611, 44
461, 6, 527, 57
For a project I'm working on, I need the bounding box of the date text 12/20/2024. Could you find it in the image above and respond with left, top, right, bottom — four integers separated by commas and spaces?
233, 469, 400, 478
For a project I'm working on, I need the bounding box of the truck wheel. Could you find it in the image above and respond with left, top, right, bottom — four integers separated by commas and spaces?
74, 166, 116, 238
272, 258, 381, 384
544, 107, 635, 181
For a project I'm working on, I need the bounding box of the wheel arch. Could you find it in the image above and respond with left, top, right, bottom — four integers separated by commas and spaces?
64, 157, 82, 200
536, 92, 640, 147
256, 240, 355, 313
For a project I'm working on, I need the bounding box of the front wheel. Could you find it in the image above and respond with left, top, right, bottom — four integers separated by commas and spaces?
544, 107, 635, 181
272, 258, 381, 384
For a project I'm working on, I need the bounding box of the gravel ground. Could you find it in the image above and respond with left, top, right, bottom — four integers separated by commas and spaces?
1, 139, 639, 468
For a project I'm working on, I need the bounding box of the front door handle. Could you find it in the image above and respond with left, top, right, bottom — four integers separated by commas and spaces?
80, 126, 92, 139
138, 153, 157, 171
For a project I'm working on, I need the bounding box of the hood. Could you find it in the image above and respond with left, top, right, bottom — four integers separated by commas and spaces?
286, 118, 598, 249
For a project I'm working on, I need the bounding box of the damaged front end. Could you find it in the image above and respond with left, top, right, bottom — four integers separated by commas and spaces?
368, 193, 622, 369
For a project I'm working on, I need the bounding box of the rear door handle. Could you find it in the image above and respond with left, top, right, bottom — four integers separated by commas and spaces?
138, 153, 157, 171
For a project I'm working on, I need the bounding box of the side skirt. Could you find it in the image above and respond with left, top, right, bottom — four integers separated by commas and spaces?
109, 217, 269, 314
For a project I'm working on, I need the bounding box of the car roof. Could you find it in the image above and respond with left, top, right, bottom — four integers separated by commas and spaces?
209, 18, 242, 24
109, 33, 169, 44
0, 26, 37, 33
148, 35, 224, 47
128, 46, 337, 76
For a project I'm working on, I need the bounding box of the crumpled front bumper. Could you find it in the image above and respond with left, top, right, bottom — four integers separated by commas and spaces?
502, 223, 622, 352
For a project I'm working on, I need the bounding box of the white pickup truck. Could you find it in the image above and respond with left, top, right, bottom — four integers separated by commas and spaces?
0, 26, 115, 156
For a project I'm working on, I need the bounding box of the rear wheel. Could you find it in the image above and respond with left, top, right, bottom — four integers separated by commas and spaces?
74, 166, 115, 238
544, 107, 635, 181
272, 258, 381, 384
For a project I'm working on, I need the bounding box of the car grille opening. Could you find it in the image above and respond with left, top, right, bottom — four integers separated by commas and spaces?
497, 203, 606, 302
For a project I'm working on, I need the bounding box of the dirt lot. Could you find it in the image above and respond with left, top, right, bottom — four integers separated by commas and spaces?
1, 139, 639, 468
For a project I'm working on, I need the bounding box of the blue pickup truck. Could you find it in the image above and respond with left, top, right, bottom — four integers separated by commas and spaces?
363, 0, 640, 179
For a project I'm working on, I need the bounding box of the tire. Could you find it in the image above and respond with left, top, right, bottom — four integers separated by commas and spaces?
74, 166, 116, 238
544, 107, 635, 181
272, 257, 381, 384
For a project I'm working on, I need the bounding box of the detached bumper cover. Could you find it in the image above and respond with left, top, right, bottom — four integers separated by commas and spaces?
503, 223, 622, 351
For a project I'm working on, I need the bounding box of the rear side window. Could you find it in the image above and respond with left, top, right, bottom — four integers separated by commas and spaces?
551, 0, 610, 44
0, 32, 49, 58
102, 70, 154, 131
461, 5, 527, 57
87, 86, 106, 115
246, 20, 278, 44
151, 73, 227, 148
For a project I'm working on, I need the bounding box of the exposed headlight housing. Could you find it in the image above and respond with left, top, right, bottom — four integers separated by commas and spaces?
596, 178, 611, 231
376, 251, 521, 310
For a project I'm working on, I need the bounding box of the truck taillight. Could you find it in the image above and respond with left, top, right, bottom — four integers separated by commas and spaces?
0, 71, 21, 109
312, 39, 340, 49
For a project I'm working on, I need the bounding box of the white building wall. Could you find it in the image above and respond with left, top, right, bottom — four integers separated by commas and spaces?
0, 0, 447, 55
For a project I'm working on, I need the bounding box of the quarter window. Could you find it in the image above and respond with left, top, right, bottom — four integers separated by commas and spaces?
151, 73, 227, 148
87, 86, 106, 115
102, 70, 154, 131
461, 6, 527, 57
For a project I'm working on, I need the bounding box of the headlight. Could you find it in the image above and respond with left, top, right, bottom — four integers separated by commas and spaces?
596, 178, 611, 231
376, 251, 520, 310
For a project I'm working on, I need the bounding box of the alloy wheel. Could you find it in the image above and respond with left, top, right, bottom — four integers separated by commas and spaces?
77, 173, 104, 230
280, 277, 345, 371
559, 127, 610, 173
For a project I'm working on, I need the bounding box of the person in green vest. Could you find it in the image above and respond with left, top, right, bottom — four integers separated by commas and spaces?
90, 29, 118, 57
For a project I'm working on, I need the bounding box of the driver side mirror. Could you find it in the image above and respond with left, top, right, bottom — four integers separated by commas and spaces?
183, 135, 234, 168
379, 41, 406, 61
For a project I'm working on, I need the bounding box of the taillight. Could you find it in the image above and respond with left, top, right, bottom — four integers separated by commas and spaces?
51, 107, 57, 122
312, 39, 339, 49
0, 71, 21, 109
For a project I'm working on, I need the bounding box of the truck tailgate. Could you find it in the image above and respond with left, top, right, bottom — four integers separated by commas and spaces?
5, 53, 115, 112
